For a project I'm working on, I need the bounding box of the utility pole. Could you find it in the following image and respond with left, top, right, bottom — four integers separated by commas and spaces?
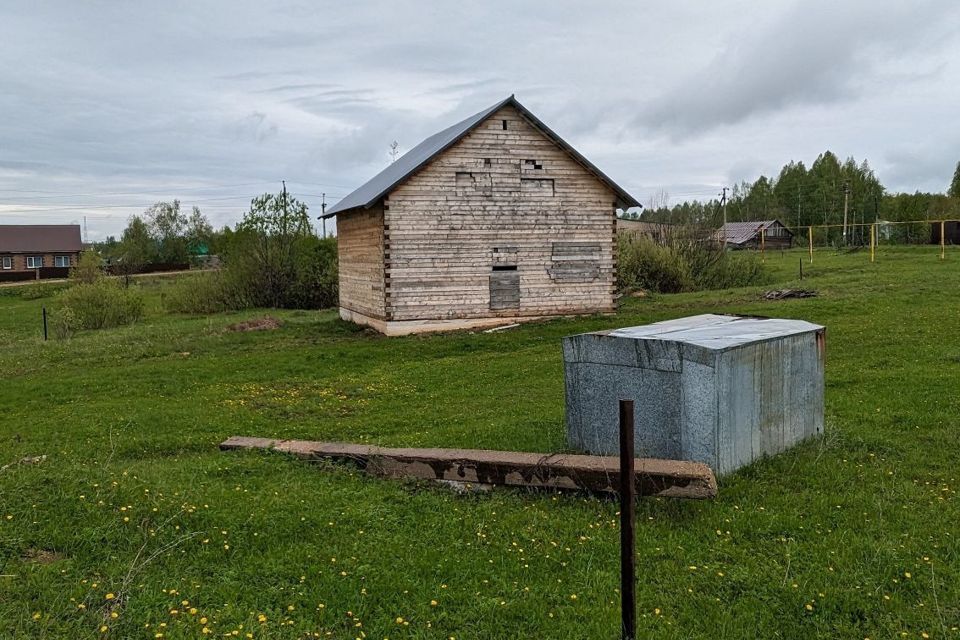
719, 186, 728, 247
797, 185, 801, 230
83, 216, 88, 244
842, 181, 850, 246
321, 193, 327, 238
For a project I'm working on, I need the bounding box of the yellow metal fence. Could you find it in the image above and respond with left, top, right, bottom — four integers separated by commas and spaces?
753, 220, 958, 263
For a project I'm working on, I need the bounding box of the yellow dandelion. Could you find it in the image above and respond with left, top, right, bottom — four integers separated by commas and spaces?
105, 593, 115, 600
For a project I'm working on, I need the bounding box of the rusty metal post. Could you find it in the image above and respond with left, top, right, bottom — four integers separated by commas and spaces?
619, 399, 636, 640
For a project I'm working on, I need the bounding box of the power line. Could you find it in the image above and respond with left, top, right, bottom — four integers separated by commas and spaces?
0, 181, 280, 198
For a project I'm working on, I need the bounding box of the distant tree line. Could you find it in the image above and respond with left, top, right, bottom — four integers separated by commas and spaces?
633, 153, 960, 244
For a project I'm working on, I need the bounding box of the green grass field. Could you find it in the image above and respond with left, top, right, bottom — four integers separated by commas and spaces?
1, 245, 958, 639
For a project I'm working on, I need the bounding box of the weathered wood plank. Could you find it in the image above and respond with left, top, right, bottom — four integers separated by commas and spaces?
220, 436, 718, 499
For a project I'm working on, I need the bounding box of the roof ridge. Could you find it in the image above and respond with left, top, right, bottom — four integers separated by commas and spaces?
323, 95, 638, 217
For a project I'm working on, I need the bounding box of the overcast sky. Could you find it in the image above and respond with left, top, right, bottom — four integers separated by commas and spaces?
2, 1, 958, 240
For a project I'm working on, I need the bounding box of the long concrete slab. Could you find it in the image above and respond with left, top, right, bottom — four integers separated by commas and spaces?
220, 436, 717, 500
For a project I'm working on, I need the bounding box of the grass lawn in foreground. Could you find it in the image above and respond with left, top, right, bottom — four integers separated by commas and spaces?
0, 245, 958, 639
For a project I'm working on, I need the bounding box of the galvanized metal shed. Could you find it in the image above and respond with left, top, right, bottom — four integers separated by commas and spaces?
563, 314, 825, 476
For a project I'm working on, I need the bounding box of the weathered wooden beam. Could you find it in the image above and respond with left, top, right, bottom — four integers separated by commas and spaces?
220, 436, 717, 500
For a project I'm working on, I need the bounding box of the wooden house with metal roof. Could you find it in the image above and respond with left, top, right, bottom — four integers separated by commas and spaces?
715, 220, 794, 250
321, 95, 639, 335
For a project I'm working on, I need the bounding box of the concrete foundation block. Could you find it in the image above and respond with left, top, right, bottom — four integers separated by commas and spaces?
563, 314, 825, 476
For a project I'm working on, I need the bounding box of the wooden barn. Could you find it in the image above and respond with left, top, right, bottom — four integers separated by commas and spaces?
322, 95, 639, 335
715, 220, 794, 249
931, 221, 960, 245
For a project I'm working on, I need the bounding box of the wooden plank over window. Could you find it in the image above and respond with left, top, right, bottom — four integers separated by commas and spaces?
489, 270, 520, 310
549, 242, 601, 282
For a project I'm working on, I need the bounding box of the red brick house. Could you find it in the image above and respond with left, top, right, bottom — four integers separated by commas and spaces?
0, 225, 83, 276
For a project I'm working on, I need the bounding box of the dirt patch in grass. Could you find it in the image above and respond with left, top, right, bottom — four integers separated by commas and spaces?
21, 548, 64, 564
226, 316, 283, 332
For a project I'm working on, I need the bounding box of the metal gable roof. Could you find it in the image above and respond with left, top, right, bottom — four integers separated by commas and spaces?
717, 220, 792, 245
323, 95, 639, 217
0, 225, 82, 253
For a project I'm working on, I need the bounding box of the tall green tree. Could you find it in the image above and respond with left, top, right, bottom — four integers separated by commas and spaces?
223, 191, 334, 309
144, 200, 190, 263
117, 215, 155, 276
949, 161, 960, 199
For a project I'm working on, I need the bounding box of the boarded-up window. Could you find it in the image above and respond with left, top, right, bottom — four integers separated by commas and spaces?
489, 269, 520, 310
549, 242, 601, 282
522, 159, 544, 172
490, 246, 519, 310
521, 178, 554, 196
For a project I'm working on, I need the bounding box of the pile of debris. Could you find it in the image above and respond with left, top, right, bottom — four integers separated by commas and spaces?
763, 289, 818, 300
226, 316, 283, 332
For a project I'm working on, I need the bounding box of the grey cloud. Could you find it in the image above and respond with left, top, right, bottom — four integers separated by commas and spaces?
634, 0, 959, 138
1, 1, 958, 240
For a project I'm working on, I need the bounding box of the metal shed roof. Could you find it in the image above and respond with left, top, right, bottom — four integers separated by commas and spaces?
0, 224, 83, 253
323, 95, 639, 217
607, 313, 823, 350
716, 220, 792, 245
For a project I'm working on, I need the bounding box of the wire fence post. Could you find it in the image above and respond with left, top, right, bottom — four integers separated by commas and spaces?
808, 226, 813, 263
619, 399, 636, 640
870, 224, 876, 263
42, 306, 48, 341
941, 221, 946, 261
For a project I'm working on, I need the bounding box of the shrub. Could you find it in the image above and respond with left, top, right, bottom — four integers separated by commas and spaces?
162, 273, 248, 314
697, 251, 770, 290
56, 280, 145, 330
165, 191, 339, 314
70, 249, 103, 284
617, 236, 692, 293
12, 282, 71, 300
617, 228, 769, 294
48, 307, 78, 340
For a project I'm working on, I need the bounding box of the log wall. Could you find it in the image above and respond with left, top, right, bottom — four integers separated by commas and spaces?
382, 104, 617, 322
336, 204, 385, 319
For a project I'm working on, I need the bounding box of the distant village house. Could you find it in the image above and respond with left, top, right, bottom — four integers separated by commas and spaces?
715, 220, 794, 249
0, 224, 82, 279
322, 95, 639, 335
